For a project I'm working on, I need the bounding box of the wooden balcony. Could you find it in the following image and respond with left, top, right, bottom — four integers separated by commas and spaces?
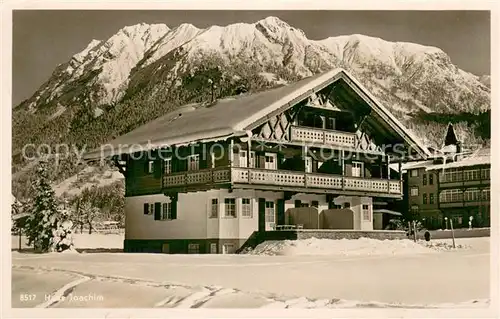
231, 167, 402, 196
290, 126, 356, 148
163, 167, 402, 196
163, 167, 231, 188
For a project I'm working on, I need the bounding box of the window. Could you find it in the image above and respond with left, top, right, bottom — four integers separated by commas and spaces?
241, 198, 252, 218
327, 117, 336, 130
162, 202, 172, 220
429, 193, 435, 204
249, 151, 256, 168
187, 154, 200, 171
362, 204, 370, 221
224, 198, 236, 217
423, 193, 427, 204
423, 174, 427, 185
441, 168, 464, 183
343, 202, 351, 209
264, 153, 277, 170
305, 156, 313, 173
429, 174, 434, 185
238, 151, 256, 168
188, 243, 200, 254
439, 189, 463, 203
410, 187, 419, 197
410, 169, 419, 177
352, 161, 363, 177
147, 160, 154, 174
209, 199, 218, 218
239, 150, 247, 168
481, 168, 490, 180
482, 188, 490, 201
311, 201, 319, 208
265, 201, 275, 223
463, 169, 480, 181
464, 188, 480, 202
164, 158, 172, 175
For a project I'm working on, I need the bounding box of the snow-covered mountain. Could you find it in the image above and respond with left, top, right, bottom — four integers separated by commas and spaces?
19, 16, 489, 117
24, 23, 170, 110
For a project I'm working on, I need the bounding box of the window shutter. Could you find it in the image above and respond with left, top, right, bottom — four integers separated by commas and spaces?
277, 153, 284, 170
257, 152, 266, 168
143, 203, 149, 215
277, 199, 285, 225
154, 160, 162, 179
258, 198, 266, 232
154, 202, 161, 220
171, 200, 178, 220
294, 200, 301, 208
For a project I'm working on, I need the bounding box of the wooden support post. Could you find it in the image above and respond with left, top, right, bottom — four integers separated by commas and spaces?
229, 139, 234, 168
341, 150, 345, 190
398, 160, 402, 181
247, 138, 251, 168
386, 155, 391, 180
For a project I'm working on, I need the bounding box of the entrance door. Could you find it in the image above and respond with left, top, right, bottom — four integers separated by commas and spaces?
210, 243, 217, 254
265, 200, 276, 230
222, 243, 235, 254
352, 161, 364, 177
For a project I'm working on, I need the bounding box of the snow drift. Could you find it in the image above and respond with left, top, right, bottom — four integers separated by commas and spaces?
247, 238, 441, 256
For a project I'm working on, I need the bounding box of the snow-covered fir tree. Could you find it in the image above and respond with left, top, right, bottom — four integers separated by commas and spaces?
24, 161, 74, 252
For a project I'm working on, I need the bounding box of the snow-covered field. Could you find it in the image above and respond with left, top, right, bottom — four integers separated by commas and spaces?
11, 237, 490, 309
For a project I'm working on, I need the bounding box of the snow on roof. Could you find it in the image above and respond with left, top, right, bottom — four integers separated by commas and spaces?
396, 160, 436, 172
425, 148, 490, 171
84, 68, 430, 160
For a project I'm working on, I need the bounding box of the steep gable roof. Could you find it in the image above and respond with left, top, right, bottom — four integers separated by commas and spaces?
84, 68, 431, 160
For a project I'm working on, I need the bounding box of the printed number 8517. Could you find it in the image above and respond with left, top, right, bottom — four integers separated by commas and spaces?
19, 294, 36, 302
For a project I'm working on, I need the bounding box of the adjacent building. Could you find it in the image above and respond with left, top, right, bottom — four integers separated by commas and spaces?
84, 68, 430, 253
401, 124, 490, 230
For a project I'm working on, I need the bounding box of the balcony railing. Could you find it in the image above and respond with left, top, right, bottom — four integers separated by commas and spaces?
164, 166, 402, 195
290, 126, 356, 148
163, 167, 230, 187
232, 167, 402, 195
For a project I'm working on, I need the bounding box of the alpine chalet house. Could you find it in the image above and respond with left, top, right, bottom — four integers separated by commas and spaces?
84, 68, 430, 254
402, 124, 490, 230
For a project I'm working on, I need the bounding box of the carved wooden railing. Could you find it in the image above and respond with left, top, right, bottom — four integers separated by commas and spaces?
163, 166, 402, 195
290, 126, 356, 148
163, 167, 230, 187
232, 167, 402, 195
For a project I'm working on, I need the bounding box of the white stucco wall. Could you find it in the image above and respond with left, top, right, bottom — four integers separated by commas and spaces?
125, 189, 284, 241
125, 192, 210, 240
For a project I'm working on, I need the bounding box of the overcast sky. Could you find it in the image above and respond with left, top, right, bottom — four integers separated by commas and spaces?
12, 10, 490, 106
